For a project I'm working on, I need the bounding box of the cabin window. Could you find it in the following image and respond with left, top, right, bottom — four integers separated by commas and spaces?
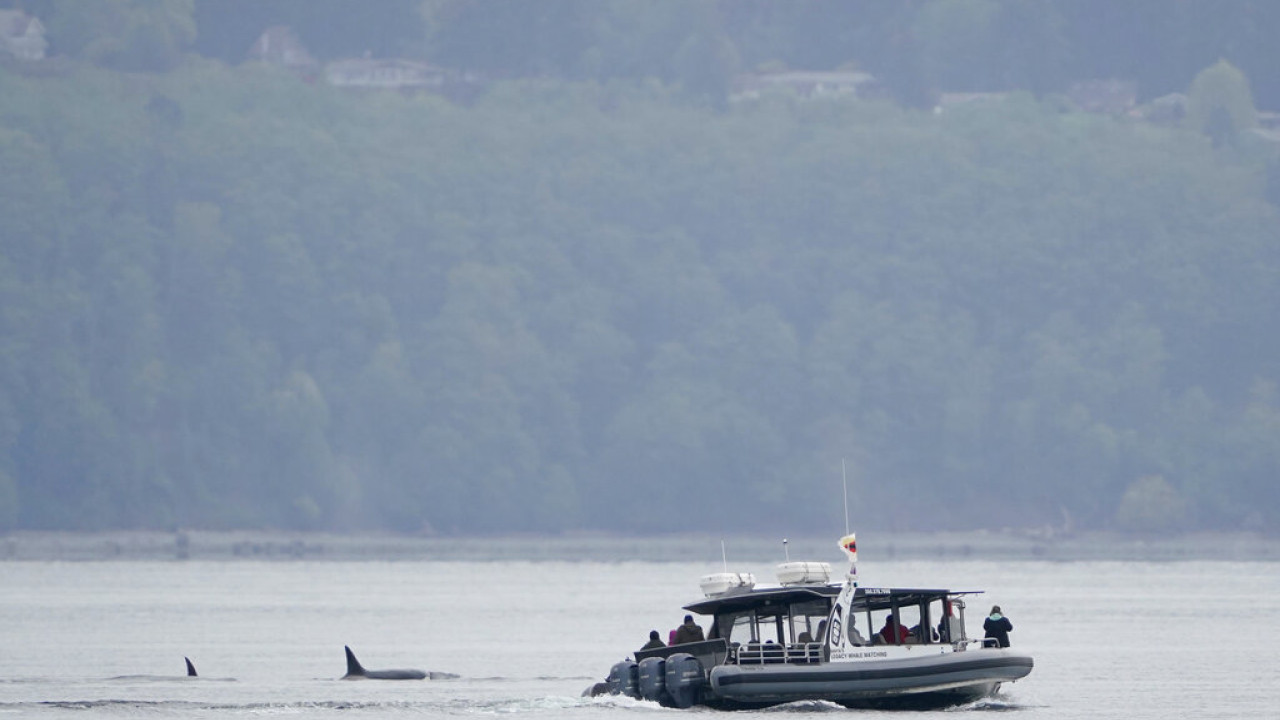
717, 611, 758, 644
847, 607, 872, 646
754, 610, 785, 646
872, 606, 922, 645
788, 599, 830, 643
931, 598, 962, 642
719, 608, 787, 646
900, 604, 929, 643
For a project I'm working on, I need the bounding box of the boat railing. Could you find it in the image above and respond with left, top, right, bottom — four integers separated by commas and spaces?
636, 638, 731, 670
732, 641, 824, 665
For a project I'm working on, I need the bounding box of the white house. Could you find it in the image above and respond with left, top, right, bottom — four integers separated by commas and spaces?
0, 9, 47, 61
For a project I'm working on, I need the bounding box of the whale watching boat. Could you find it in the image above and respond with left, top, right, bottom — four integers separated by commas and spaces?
587, 534, 1032, 709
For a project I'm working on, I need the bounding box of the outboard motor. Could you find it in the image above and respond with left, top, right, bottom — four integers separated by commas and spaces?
582, 681, 610, 697
663, 653, 705, 709
607, 659, 639, 698
637, 656, 668, 704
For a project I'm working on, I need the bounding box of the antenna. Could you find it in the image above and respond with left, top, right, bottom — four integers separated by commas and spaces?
783, 538, 790, 561
842, 458, 850, 535
721, 539, 728, 573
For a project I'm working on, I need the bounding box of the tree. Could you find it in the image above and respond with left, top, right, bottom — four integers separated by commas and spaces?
43, 0, 196, 72
913, 0, 1003, 95
1114, 475, 1188, 533
1186, 59, 1257, 146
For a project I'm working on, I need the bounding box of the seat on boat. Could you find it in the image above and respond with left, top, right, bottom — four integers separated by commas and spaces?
786, 643, 821, 664
738, 641, 785, 664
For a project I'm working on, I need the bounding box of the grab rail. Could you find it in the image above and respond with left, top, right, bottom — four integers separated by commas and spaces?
733, 642, 823, 665
636, 638, 730, 670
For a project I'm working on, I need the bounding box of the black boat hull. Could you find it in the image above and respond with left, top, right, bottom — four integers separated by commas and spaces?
703, 649, 1033, 710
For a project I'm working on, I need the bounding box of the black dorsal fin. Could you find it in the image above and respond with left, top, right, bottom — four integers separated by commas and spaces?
344, 646, 365, 677
185, 657, 197, 677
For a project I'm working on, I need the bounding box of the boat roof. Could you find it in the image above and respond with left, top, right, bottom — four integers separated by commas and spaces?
852, 587, 977, 611
684, 584, 977, 616
684, 584, 841, 615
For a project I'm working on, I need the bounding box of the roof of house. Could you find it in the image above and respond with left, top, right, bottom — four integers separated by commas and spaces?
246, 25, 317, 68
0, 9, 41, 37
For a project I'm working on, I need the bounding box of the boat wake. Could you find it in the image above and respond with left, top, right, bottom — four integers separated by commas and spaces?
10, 695, 664, 716
951, 696, 1029, 712
759, 699, 848, 713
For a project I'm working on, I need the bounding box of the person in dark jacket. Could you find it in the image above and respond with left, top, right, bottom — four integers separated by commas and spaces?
672, 614, 705, 645
937, 599, 960, 643
640, 629, 666, 651
983, 605, 1013, 647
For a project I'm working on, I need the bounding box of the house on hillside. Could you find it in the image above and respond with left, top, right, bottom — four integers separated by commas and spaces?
1138, 93, 1186, 125
732, 70, 879, 102
0, 9, 47, 61
1256, 110, 1280, 131
324, 57, 451, 91
1252, 111, 1280, 144
246, 26, 318, 77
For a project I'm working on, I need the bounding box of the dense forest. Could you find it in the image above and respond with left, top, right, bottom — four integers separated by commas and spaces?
1, 0, 1278, 536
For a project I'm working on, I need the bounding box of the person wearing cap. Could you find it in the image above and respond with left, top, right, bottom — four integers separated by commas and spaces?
672, 614, 705, 645
983, 605, 1013, 647
640, 629, 666, 651
878, 614, 910, 644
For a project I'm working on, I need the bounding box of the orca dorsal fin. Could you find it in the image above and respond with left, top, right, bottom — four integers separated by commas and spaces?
185, 657, 197, 677
344, 646, 365, 677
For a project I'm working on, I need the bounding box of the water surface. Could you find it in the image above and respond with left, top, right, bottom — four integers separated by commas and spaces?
1, 552, 1275, 718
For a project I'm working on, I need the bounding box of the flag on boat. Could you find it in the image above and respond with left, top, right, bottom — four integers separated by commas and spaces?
839, 533, 857, 558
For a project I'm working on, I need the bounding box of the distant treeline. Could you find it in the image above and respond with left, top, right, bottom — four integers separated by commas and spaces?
7, 0, 1280, 109
0, 5, 1278, 536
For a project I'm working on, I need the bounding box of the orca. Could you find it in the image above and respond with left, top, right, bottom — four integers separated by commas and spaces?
342, 646, 427, 680
108, 657, 211, 682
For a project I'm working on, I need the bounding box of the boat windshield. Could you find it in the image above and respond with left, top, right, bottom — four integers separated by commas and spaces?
932, 596, 968, 642
854, 589, 970, 646
790, 599, 829, 643
714, 597, 833, 646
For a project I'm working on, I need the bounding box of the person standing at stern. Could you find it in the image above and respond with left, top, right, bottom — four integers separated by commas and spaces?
983, 605, 1013, 647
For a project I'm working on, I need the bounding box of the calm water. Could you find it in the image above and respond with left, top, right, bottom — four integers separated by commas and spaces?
0, 553, 1277, 718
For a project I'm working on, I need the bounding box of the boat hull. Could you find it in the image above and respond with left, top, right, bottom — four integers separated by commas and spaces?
704, 649, 1033, 710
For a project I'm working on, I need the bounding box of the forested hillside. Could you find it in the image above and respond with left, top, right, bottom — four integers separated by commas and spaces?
1, 1, 1278, 536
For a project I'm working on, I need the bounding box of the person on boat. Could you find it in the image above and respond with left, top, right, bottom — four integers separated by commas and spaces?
909, 623, 939, 643
673, 614, 705, 644
937, 601, 960, 642
878, 615, 910, 645
640, 629, 666, 651
848, 616, 867, 646
983, 605, 1013, 647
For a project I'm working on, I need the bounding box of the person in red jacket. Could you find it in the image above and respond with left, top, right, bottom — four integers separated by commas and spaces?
878, 615, 910, 644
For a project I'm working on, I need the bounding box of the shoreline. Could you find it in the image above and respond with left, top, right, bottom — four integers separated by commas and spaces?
1, 529, 1276, 562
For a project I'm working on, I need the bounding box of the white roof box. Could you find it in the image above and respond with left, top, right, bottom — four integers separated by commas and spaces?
776, 561, 831, 586
700, 572, 756, 597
